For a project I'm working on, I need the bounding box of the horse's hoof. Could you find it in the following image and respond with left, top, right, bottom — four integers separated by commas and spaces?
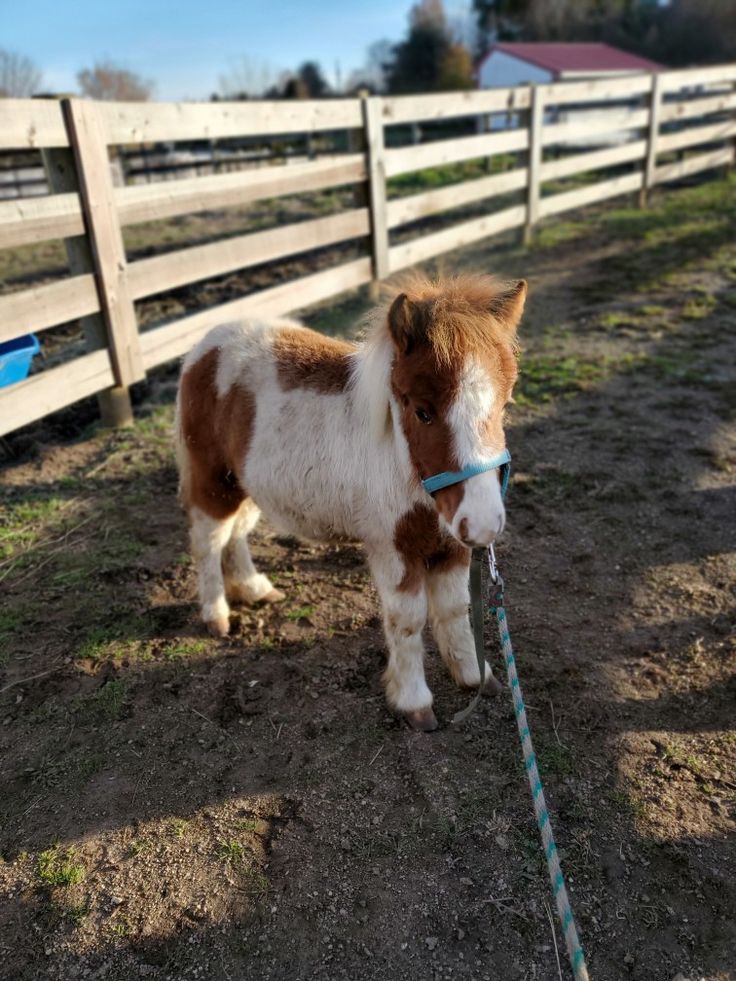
261, 588, 285, 604
205, 616, 230, 637
405, 707, 439, 732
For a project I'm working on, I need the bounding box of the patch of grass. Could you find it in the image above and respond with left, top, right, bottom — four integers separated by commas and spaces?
681, 294, 716, 320
533, 219, 586, 249
163, 639, 208, 660
170, 818, 190, 838
387, 157, 505, 198
638, 304, 666, 318
537, 742, 574, 778
215, 837, 268, 894
62, 902, 90, 926
242, 864, 269, 896
75, 613, 149, 661
285, 604, 315, 622
610, 789, 647, 820
109, 919, 132, 937
217, 838, 246, 864
515, 354, 607, 407
237, 818, 261, 833
0, 496, 70, 573
76, 751, 106, 783
37, 846, 85, 887
127, 839, 151, 858
77, 679, 128, 723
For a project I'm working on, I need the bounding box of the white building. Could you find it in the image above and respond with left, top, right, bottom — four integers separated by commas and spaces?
477, 42, 662, 89
477, 43, 662, 147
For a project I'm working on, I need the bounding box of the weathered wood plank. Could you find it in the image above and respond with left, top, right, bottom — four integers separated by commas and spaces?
538, 172, 643, 219
98, 99, 363, 144
0, 349, 114, 437
660, 64, 736, 93
382, 87, 531, 124
0, 275, 100, 343
656, 119, 736, 154
362, 97, 389, 281
128, 209, 370, 300
40, 120, 134, 428
643, 74, 664, 202
541, 74, 654, 106
541, 109, 650, 147
139, 257, 372, 369
659, 90, 736, 123
0, 98, 69, 150
540, 140, 646, 181
385, 128, 529, 178
0, 192, 84, 248
524, 85, 545, 243
654, 146, 734, 184
386, 167, 527, 228
63, 98, 145, 386
388, 205, 526, 273
115, 155, 366, 226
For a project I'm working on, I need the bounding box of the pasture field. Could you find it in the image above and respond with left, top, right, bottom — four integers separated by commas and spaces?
1, 174, 735, 981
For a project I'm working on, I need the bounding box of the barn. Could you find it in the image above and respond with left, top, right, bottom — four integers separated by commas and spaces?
477, 42, 663, 89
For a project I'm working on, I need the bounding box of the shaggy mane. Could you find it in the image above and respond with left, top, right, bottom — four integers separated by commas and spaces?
392, 271, 522, 366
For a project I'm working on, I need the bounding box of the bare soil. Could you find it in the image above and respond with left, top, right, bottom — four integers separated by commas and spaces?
1, 175, 735, 981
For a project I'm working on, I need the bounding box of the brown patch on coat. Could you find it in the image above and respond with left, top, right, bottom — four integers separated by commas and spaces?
178, 348, 255, 521
273, 325, 357, 395
394, 503, 470, 594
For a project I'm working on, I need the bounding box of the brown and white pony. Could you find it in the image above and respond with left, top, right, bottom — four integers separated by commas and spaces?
176, 273, 526, 730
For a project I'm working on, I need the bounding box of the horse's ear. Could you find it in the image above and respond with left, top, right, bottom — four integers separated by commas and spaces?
489, 280, 527, 332
388, 293, 423, 354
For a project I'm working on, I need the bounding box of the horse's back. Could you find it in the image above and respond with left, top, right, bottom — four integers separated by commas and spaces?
176, 317, 357, 525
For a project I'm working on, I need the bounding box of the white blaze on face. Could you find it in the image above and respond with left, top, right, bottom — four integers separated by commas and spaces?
445, 357, 506, 547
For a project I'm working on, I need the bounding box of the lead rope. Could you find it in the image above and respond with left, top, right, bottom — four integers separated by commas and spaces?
483, 545, 589, 981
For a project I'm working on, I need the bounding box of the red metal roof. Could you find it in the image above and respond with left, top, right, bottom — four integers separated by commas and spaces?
484, 42, 662, 76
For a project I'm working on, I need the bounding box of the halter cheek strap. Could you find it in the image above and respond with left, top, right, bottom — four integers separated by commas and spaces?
421, 448, 511, 499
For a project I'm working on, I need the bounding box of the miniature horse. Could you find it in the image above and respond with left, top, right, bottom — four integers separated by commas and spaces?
176, 273, 526, 730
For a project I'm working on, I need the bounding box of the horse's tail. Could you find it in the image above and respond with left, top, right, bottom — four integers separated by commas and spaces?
174, 368, 192, 512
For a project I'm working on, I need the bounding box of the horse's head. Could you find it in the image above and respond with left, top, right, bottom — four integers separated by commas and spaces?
388, 274, 526, 548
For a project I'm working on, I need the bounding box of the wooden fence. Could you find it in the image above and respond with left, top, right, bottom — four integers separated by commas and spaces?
1, 62, 735, 436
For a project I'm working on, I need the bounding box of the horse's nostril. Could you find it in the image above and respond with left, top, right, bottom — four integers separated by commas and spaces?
459, 517, 469, 543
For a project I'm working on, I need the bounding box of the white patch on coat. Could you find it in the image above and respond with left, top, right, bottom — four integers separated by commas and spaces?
445, 357, 506, 547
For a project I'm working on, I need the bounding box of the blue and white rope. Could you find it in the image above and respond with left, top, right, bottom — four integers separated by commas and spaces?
490, 577, 590, 981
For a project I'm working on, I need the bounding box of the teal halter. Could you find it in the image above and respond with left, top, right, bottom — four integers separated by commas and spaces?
421, 448, 511, 498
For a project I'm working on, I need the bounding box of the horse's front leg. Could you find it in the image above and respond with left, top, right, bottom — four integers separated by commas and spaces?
426, 560, 503, 693
366, 547, 436, 731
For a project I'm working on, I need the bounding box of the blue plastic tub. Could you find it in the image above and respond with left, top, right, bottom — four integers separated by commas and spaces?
0, 334, 41, 387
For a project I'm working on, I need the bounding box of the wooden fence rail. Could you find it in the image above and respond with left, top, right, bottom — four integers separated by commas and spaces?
1, 62, 735, 437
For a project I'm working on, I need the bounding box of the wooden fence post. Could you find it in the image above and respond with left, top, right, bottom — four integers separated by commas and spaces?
523, 83, 544, 246
640, 72, 663, 208
39, 98, 136, 427
61, 98, 145, 408
362, 95, 389, 293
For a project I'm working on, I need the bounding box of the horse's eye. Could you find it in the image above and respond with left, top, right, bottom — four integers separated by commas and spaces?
415, 408, 432, 425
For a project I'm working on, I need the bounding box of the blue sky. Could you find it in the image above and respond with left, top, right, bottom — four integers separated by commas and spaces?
2, 0, 471, 100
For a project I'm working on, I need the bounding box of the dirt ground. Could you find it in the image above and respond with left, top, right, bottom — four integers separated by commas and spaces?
1, 174, 735, 981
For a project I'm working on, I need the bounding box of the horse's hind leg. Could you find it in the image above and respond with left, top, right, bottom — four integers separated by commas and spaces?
190, 507, 236, 637
223, 498, 284, 605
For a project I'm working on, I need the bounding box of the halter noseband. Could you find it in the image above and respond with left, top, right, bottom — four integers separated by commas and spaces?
421, 448, 511, 499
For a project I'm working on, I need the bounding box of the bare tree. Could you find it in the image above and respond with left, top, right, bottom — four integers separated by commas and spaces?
0, 49, 42, 97
77, 60, 153, 101
219, 57, 280, 99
